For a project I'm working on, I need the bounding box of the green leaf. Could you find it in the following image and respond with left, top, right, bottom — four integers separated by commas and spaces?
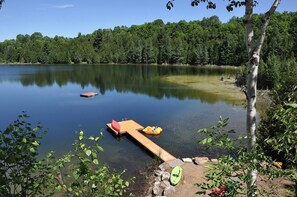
73, 172, 79, 180
23, 138, 27, 143
85, 149, 91, 156
286, 103, 297, 108
32, 141, 39, 146
125, 181, 129, 187
96, 144, 104, 152
92, 152, 97, 158
89, 136, 95, 140
200, 138, 212, 144
56, 185, 62, 191
29, 147, 36, 153
80, 143, 85, 149
93, 159, 99, 165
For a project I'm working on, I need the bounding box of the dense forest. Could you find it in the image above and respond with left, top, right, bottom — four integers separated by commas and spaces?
0, 12, 296, 66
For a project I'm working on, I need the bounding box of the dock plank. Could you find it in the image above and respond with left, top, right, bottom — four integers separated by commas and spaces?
106, 120, 144, 135
106, 120, 176, 162
127, 129, 176, 162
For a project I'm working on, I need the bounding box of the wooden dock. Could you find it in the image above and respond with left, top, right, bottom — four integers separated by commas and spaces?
107, 120, 176, 162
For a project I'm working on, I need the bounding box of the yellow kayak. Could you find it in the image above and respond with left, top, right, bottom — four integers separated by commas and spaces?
143, 126, 163, 135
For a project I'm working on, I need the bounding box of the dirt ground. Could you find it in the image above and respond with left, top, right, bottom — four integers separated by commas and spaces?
172, 162, 209, 197
144, 162, 293, 197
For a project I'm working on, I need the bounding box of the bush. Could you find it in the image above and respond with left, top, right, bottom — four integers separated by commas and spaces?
0, 114, 133, 196
257, 59, 297, 195
0, 113, 53, 196
196, 117, 282, 196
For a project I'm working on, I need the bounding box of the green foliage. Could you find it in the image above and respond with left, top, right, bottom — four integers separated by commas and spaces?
197, 117, 283, 196
0, 114, 133, 196
258, 55, 281, 89
0, 113, 53, 196
53, 130, 134, 197
257, 59, 297, 194
236, 57, 297, 90
1, 12, 295, 66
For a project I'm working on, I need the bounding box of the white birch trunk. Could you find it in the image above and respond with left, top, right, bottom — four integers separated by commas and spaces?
245, 0, 281, 196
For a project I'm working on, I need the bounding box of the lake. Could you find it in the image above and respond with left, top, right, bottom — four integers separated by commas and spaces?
0, 64, 246, 180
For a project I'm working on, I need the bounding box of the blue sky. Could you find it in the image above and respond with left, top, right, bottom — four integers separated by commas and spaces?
0, 0, 296, 41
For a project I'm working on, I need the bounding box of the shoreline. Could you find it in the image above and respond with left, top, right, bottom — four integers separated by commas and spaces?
0, 62, 241, 69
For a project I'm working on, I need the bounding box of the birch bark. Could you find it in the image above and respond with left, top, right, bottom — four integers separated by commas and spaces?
245, 0, 281, 196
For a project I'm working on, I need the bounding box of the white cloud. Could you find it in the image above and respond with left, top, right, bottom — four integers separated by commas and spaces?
53, 4, 74, 9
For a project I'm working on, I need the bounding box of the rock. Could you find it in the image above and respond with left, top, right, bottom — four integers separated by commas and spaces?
167, 159, 184, 168
161, 172, 170, 181
160, 180, 171, 189
182, 158, 193, 163
154, 176, 161, 182
193, 157, 209, 165
163, 185, 176, 196
152, 183, 160, 195
154, 169, 164, 177
152, 181, 161, 195
154, 181, 161, 187
158, 162, 171, 171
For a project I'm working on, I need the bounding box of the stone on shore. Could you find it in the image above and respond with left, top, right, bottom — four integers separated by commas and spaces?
161, 172, 170, 181
193, 157, 209, 165
154, 169, 164, 176
158, 162, 171, 171
182, 158, 193, 163
163, 185, 176, 196
152, 181, 161, 195
160, 180, 171, 189
167, 159, 184, 168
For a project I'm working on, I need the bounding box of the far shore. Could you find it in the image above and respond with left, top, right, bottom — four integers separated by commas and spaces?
0, 62, 242, 69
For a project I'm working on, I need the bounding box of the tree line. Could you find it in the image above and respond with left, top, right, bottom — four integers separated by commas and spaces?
0, 12, 296, 66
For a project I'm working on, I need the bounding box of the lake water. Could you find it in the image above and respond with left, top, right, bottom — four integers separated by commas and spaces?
0, 64, 246, 179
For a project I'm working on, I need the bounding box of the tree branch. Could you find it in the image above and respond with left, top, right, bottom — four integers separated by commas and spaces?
245, 0, 254, 59
254, 0, 281, 55
55, 173, 74, 197
0, 0, 4, 9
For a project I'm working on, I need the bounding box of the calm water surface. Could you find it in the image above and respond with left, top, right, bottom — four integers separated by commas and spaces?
0, 64, 246, 178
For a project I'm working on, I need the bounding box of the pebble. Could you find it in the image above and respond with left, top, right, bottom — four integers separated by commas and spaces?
182, 158, 193, 163
152, 182, 160, 195
167, 159, 184, 168
161, 172, 170, 181
163, 185, 176, 196
193, 157, 209, 165
154, 169, 163, 176
160, 180, 171, 189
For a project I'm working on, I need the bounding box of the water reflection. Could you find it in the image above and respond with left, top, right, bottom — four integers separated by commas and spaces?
1, 64, 239, 104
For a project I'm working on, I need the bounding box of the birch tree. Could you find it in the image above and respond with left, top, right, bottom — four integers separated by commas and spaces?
166, 0, 281, 196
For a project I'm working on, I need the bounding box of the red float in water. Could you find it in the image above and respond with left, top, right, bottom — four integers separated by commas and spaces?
80, 92, 98, 97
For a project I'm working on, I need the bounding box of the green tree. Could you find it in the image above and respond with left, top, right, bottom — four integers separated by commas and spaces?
258, 60, 297, 195
167, 0, 281, 196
